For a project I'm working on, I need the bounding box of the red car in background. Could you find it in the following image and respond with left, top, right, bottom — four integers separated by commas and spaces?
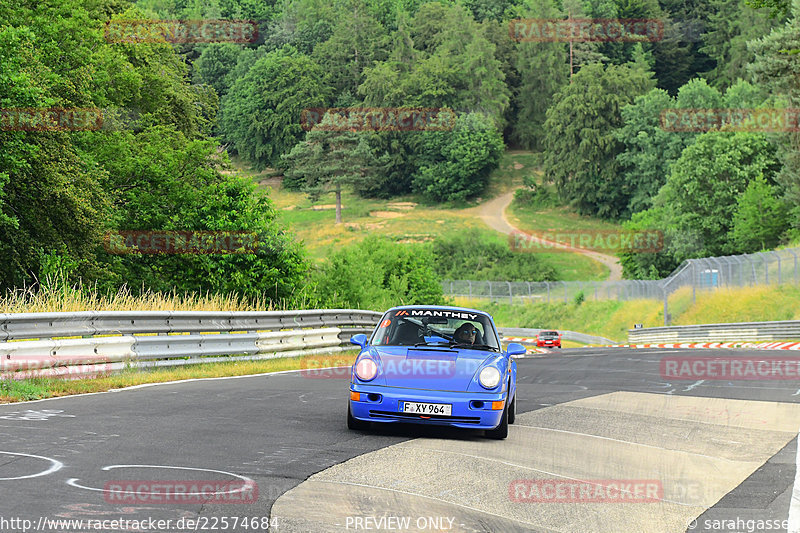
535, 330, 561, 348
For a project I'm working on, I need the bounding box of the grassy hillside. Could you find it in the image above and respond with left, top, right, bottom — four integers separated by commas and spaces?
249, 151, 613, 280
457, 284, 800, 342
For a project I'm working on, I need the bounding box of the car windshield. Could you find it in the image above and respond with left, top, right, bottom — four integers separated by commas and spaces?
541, 331, 558, 336
371, 308, 500, 351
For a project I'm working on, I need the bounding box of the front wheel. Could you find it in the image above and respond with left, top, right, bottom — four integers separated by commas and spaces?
347, 403, 370, 431
486, 400, 509, 439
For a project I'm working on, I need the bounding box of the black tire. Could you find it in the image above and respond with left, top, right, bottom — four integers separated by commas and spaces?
508, 392, 516, 425
347, 403, 370, 431
486, 399, 509, 439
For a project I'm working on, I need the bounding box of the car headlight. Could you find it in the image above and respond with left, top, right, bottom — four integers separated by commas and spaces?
479, 366, 501, 389
355, 358, 378, 381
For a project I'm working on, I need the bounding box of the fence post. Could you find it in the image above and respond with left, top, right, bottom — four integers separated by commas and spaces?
489, 281, 492, 301
547, 283, 550, 303
692, 260, 696, 304
507, 281, 513, 305
789, 249, 798, 284
469, 280, 472, 299
563, 282, 568, 303
772, 251, 782, 285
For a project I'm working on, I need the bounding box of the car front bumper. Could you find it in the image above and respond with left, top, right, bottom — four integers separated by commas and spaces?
350, 383, 507, 430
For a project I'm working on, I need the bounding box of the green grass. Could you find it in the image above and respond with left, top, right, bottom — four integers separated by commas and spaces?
483, 150, 540, 198
528, 252, 609, 281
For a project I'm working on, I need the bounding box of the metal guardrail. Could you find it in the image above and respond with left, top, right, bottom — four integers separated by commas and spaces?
628, 320, 800, 343
499, 328, 615, 345
0, 310, 382, 379
0, 309, 380, 341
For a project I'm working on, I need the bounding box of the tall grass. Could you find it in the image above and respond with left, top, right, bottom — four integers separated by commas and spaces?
0, 274, 311, 313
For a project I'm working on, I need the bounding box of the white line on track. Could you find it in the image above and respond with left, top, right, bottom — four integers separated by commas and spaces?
67, 464, 255, 495
684, 380, 705, 392
789, 429, 800, 533
0, 451, 63, 480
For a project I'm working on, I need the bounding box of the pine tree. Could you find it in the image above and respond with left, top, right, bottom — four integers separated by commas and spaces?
282, 113, 380, 224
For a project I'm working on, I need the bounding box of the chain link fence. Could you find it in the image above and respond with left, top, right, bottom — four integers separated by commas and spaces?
443, 247, 800, 325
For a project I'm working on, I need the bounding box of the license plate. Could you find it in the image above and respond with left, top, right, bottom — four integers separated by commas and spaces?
402, 401, 452, 416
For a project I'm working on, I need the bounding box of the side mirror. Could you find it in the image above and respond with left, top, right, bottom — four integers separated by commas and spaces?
506, 342, 527, 357
350, 334, 368, 349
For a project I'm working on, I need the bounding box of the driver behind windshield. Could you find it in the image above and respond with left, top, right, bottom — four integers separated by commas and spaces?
454, 323, 478, 344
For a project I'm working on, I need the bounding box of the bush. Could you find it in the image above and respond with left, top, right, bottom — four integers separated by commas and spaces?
431, 229, 556, 281
310, 237, 445, 310
514, 175, 557, 207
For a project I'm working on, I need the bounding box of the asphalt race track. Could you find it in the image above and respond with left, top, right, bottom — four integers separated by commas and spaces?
0, 347, 798, 533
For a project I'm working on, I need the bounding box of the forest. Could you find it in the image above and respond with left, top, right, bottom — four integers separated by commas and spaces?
0, 0, 798, 307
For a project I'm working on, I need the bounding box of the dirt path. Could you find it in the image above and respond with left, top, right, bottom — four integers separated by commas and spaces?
475, 191, 624, 282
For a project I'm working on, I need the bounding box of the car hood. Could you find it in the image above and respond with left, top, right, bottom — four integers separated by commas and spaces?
365, 346, 499, 392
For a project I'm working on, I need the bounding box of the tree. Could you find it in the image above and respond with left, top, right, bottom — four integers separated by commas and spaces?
745, 0, 791, 18
89, 125, 309, 300
748, 6, 800, 231
730, 176, 791, 251
312, 0, 389, 97
511, 0, 568, 149
282, 113, 380, 224
218, 47, 331, 169
264, 0, 338, 54
410, 113, 505, 202
543, 63, 655, 219
359, 3, 509, 127
192, 43, 243, 99
651, 0, 716, 94
701, 0, 784, 88
615, 88, 686, 214
651, 131, 781, 256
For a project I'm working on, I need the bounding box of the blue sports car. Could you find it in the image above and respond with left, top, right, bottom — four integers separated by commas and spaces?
347, 305, 525, 439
